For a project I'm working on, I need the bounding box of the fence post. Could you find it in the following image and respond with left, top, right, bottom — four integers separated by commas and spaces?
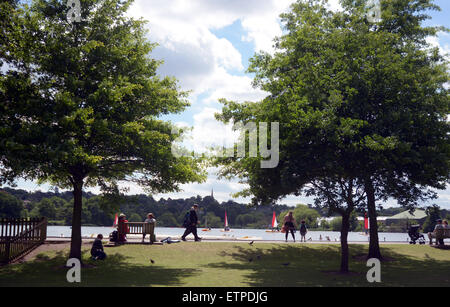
5, 237, 11, 263
42, 217, 47, 242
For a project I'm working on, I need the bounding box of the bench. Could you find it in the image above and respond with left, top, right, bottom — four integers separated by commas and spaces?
122, 222, 156, 243
427, 228, 450, 245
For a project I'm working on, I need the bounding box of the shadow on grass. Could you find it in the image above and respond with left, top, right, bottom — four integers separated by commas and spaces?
0, 249, 200, 287
209, 244, 450, 287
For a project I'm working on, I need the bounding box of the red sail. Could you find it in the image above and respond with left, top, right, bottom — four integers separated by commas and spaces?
113, 213, 118, 227
271, 211, 278, 228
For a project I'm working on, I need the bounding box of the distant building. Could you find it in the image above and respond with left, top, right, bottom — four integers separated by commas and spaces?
384, 209, 427, 226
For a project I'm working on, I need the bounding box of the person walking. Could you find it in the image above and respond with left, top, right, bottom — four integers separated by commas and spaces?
181, 204, 201, 242
299, 220, 308, 242
283, 211, 297, 242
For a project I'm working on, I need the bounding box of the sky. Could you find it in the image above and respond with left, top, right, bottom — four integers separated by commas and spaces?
5, 0, 450, 209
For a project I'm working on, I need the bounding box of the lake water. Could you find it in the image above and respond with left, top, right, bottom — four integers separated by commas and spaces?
46, 225, 428, 242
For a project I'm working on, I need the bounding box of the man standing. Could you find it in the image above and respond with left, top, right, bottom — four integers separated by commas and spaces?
181, 204, 201, 242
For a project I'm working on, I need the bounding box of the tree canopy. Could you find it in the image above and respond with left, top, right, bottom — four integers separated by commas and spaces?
0, 0, 205, 260
215, 0, 449, 267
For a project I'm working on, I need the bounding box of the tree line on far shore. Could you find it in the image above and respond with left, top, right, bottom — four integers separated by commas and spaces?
1, 187, 448, 233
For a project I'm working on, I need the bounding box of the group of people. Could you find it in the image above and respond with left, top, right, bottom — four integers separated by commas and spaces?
428, 219, 449, 246
90, 209, 448, 261
90, 212, 159, 260
114, 212, 158, 243
282, 211, 308, 242
111, 205, 202, 244
90, 206, 302, 261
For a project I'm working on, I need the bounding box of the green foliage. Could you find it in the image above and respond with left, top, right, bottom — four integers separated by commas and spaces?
278, 204, 320, 228
319, 219, 330, 230
33, 198, 57, 219
330, 217, 343, 232
0, 0, 206, 259
1, 188, 295, 228
202, 212, 222, 228
1, 0, 206, 192
0, 191, 23, 218
214, 0, 449, 265
422, 205, 442, 233
235, 213, 257, 228
128, 213, 142, 223
328, 212, 359, 232
158, 212, 177, 227
215, 0, 449, 209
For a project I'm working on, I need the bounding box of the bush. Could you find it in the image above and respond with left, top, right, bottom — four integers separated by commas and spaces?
0, 191, 24, 218
129, 213, 143, 222
423, 205, 441, 233
330, 217, 342, 231
279, 204, 320, 229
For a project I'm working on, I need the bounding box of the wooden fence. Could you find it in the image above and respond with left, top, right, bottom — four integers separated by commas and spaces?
0, 217, 47, 264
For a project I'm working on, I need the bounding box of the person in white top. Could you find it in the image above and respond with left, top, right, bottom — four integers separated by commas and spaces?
142, 213, 156, 243
428, 219, 445, 245
443, 220, 449, 229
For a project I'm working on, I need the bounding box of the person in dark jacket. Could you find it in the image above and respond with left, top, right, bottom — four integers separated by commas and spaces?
181, 204, 201, 242
91, 234, 107, 260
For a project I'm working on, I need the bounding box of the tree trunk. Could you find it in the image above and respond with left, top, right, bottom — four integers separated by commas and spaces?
340, 212, 351, 273
365, 179, 382, 260
69, 178, 83, 262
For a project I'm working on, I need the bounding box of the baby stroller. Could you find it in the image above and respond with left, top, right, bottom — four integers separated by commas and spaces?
408, 225, 426, 245
109, 230, 118, 243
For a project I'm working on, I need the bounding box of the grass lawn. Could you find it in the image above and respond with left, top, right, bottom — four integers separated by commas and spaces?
0, 242, 448, 287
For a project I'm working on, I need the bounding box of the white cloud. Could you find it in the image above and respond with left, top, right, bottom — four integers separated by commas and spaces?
174, 107, 238, 154
426, 32, 450, 60
127, 0, 295, 101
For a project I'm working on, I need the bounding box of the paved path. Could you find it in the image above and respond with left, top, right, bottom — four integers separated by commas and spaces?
46, 236, 411, 245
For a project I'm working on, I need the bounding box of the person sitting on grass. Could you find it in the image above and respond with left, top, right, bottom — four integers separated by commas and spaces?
91, 234, 106, 260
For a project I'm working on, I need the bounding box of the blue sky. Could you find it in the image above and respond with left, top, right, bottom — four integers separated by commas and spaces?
6, 0, 450, 209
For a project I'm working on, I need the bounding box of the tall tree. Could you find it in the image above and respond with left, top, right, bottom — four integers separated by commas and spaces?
339, 0, 450, 258
0, 0, 205, 261
214, 0, 449, 270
